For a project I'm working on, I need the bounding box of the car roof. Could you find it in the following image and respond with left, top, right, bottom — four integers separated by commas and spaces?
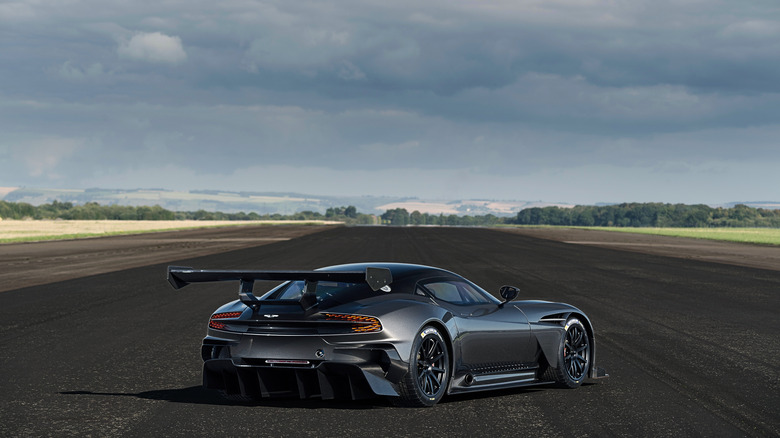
318, 262, 458, 283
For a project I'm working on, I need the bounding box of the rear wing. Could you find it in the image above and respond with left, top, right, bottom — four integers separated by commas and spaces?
166, 266, 393, 308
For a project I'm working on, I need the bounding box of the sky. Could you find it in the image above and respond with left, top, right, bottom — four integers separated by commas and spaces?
1, 0, 779, 205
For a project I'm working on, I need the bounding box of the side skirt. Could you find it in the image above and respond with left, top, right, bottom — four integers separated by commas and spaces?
448, 364, 555, 395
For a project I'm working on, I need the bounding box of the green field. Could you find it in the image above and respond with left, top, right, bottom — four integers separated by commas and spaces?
580, 227, 780, 246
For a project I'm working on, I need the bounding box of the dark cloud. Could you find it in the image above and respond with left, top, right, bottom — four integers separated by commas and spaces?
1, 0, 779, 203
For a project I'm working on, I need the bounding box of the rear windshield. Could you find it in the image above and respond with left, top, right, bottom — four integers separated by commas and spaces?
262, 280, 397, 308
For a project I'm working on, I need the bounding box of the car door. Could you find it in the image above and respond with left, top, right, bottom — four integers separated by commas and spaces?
419, 279, 535, 369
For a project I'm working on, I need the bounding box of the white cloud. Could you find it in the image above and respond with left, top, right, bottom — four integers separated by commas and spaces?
117, 32, 187, 64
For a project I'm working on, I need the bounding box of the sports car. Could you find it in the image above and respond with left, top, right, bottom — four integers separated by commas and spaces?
167, 262, 607, 407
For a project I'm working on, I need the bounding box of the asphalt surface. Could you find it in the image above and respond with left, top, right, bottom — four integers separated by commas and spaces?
1, 227, 778, 437
0, 225, 326, 293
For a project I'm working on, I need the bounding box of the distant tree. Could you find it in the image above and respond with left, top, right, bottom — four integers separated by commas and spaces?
381, 208, 410, 225
410, 210, 424, 225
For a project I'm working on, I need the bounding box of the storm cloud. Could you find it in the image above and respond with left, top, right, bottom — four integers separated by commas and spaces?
1, 0, 779, 203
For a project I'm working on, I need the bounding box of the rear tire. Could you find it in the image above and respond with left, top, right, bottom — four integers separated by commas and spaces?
550, 318, 590, 388
393, 326, 450, 407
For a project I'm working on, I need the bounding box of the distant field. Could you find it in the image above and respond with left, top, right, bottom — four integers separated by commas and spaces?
0, 220, 339, 243
579, 226, 780, 246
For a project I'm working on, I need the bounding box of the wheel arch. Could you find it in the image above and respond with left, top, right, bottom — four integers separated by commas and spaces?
569, 312, 594, 340
537, 311, 597, 372
420, 318, 455, 376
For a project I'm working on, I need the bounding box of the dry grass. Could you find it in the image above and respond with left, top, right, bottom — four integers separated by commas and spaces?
0, 219, 339, 243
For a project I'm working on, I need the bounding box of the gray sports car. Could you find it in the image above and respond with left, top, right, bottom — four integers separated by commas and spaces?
167, 262, 607, 407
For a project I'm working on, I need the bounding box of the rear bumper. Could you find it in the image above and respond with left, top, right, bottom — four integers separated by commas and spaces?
204, 359, 398, 399
201, 334, 407, 400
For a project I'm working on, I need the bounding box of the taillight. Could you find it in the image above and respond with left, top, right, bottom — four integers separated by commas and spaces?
323, 313, 382, 333
212, 312, 242, 319
209, 311, 242, 330
208, 321, 226, 329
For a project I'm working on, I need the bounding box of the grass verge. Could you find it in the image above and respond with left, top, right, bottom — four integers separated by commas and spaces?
579, 227, 780, 246
498, 224, 780, 245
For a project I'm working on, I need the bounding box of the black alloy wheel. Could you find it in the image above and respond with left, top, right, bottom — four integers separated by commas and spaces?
416, 333, 447, 397
563, 321, 589, 381
394, 326, 450, 407
548, 317, 590, 388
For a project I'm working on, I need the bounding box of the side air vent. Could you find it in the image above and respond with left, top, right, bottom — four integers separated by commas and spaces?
539, 313, 567, 324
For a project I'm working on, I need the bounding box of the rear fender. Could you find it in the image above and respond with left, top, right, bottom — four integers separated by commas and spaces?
374, 302, 451, 364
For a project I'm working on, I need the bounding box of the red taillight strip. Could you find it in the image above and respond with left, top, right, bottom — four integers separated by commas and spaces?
209, 311, 242, 330
323, 313, 382, 333
208, 321, 226, 330
211, 311, 242, 319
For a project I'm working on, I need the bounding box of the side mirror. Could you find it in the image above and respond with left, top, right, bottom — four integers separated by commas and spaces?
498, 285, 519, 307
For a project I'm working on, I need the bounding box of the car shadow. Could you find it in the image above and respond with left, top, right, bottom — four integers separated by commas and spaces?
61, 382, 597, 409
441, 386, 544, 404
59, 387, 391, 409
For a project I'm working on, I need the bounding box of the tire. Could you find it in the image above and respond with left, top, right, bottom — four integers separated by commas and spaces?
550, 318, 590, 388
393, 326, 450, 407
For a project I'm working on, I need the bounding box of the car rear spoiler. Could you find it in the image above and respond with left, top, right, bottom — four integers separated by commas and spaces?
167, 266, 393, 308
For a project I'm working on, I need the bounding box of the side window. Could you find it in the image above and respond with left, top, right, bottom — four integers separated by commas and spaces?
425, 282, 461, 303
422, 280, 493, 305
459, 282, 493, 304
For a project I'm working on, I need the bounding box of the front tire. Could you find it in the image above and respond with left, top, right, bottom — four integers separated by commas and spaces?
394, 326, 450, 407
551, 318, 590, 388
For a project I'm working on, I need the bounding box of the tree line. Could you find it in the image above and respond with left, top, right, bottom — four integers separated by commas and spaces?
382, 203, 780, 227
0, 200, 375, 224
512, 203, 780, 228
380, 208, 503, 226
2, 200, 779, 228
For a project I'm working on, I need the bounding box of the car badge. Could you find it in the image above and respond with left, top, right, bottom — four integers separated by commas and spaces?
263, 314, 279, 318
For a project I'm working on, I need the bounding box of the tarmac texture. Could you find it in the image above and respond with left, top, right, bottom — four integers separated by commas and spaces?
0, 225, 327, 293
1, 226, 778, 437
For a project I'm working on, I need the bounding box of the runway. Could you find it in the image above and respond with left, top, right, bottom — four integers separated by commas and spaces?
1, 226, 778, 436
